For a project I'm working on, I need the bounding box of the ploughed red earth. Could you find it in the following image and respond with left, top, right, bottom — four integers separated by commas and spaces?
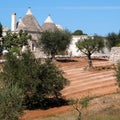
22, 57, 118, 120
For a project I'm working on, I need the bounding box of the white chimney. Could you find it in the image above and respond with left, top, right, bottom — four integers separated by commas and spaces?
11, 13, 16, 31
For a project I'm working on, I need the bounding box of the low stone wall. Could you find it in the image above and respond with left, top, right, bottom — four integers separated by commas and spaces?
109, 47, 120, 63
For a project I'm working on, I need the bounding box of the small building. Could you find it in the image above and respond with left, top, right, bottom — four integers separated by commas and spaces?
11, 8, 44, 58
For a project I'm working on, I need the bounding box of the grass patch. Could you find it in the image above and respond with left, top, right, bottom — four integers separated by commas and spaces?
35, 111, 120, 120
89, 114, 120, 120
32, 93, 120, 120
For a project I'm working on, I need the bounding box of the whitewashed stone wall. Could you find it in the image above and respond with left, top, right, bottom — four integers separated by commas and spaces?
68, 35, 110, 57
109, 47, 120, 63
68, 35, 89, 57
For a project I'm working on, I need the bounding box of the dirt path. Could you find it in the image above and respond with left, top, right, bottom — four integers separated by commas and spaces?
22, 106, 72, 120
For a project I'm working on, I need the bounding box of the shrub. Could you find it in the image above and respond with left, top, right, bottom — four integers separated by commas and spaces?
0, 84, 23, 120
1, 51, 69, 110
116, 62, 120, 87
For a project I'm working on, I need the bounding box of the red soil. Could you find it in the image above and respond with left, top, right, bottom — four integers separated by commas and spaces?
22, 105, 72, 120
21, 57, 118, 120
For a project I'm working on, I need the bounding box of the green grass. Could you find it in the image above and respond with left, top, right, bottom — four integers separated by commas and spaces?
33, 106, 120, 120
34, 110, 120, 120
25, 93, 120, 120
34, 112, 120, 120
90, 114, 120, 120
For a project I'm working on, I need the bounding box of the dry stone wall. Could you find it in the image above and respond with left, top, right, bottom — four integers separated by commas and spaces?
109, 47, 120, 63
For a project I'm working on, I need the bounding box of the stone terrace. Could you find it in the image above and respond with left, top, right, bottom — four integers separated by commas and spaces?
56, 58, 119, 99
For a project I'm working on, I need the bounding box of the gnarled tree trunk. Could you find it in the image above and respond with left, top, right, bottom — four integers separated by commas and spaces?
87, 53, 93, 69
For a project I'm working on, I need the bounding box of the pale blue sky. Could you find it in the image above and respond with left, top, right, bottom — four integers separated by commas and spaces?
0, 0, 120, 36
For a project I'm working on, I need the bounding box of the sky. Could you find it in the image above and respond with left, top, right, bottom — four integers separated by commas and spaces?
0, 0, 120, 36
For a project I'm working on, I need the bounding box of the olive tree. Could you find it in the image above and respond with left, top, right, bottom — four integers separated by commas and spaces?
72, 29, 86, 35
106, 32, 120, 50
0, 83, 24, 120
3, 30, 31, 54
76, 36, 104, 69
72, 97, 90, 120
1, 51, 69, 109
39, 30, 71, 61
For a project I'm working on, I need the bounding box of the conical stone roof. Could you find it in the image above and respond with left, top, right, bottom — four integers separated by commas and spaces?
42, 15, 58, 32
44, 15, 54, 23
56, 24, 64, 30
16, 18, 27, 31
17, 7, 42, 33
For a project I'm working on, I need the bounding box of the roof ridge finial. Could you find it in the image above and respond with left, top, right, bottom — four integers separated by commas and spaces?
26, 7, 32, 15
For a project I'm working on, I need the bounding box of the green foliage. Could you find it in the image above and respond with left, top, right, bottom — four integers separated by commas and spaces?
0, 84, 23, 120
72, 97, 90, 120
79, 96, 90, 108
3, 30, 31, 54
39, 30, 71, 60
72, 96, 90, 109
72, 29, 86, 35
37, 60, 69, 98
24, 59, 69, 109
116, 43, 120, 47
76, 36, 104, 68
36, 114, 120, 120
115, 62, 120, 87
0, 22, 2, 37
1, 52, 21, 83
1, 51, 40, 97
1, 51, 68, 109
76, 36, 104, 55
106, 32, 120, 50
0, 22, 4, 55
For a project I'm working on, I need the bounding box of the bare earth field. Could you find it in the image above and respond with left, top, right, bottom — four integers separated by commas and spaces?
22, 57, 119, 120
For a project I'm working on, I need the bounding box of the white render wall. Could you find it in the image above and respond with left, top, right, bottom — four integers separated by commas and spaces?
68, 35, 90, 57
68, 35, 110, 57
